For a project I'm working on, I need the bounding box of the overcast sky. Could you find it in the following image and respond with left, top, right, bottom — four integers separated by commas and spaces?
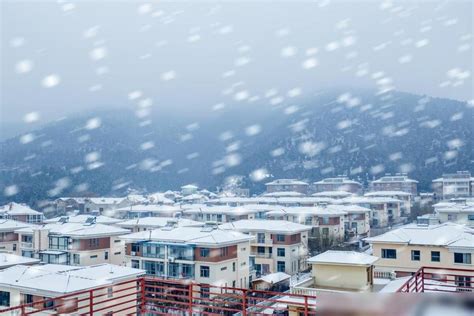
1, 0, 472, 132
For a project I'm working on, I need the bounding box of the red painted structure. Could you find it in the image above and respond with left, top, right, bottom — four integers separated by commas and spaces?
0, 277, 317, 315
397, 266, 474, 293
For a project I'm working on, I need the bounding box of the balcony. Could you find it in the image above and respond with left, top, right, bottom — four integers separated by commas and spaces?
20, 242, 33, 249
397, 266, 474, 293
251, 251, 273, 259
0, 277, 318, 316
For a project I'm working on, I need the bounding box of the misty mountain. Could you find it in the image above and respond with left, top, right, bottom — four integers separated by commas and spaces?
1, 90, 472, 205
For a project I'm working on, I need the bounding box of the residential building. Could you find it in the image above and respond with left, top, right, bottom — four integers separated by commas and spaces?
219, 220, 311, 276
313, 177, 363, 194
114, 204, 183, 218
433, 199, 474, 227
365, 222, 474, 276
327, 205, 371, 240
15, 220, 129, 266
181, 184, 198, 196
365, 191, 413, 216
120, 223, 254, 288
83, 197, 132, 215
0, 264, 144, 313
54, 197, 87, 214
370, 174, 418, 195
432, 171, 474, 199
182, 206, 263, 222
265, 207, 346, 251
0, 203, 44, 224
252, 272, 291, 291
265, 179, 309, 194
341, 196, 402, 228
0, 219, 32, 253
116, 217, 203, 232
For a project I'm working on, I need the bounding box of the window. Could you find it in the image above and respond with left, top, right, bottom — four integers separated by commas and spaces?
73, 254, 80, 264
200, 248, 209, 257
276, 234, 285, 242
454, 253, 471, 264
277, 248, 285, 257
43, 298, 54, 309
411, 250, 420, 261
257, 246, 265, 254
232, 262, 236, 272
49, 237, 68, 250
200, 266, 210, 278
217, 214, 223, 222
131, 243, 140, 253
431, 251, 441, 262
381, 249, 397, 259
257, 233, 265, 243
131, 260, 140, 269
107, 287, 113, 298
88, 238, 100, 248
114, 252, 121, 255
277, 261, 285, 272
455, 276, 472, 287
23, 294, 33, 304
12, 244, 16, 251
105, 251, 109, 260
90, 255, 98, 259
468, 215, 474, 221
0, 291, 10, 307
221, 266, 227, 271
448, 214, 457, 221
321, 217, 329, 225
220, 247, 229, 257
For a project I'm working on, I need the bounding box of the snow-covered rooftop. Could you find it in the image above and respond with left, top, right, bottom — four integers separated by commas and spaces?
0, 264, 144, 296
365, 191, 412, 197
0, 202, 42, 215
219, 219, 311, 234
120, 226, 254, 247
87, 197, 127, 204
183, 205, 260, 215
15, 222, 129, 238
44, 214, 122, 225
114, 204, 182, 213
117, 217, 203, 228
314, 177, 361, 185
0, 219, 34, 232
263, 191, 305, 197
365, 222, 474, 248
312, 191, 354, 198
372, 175, 418, 183
0, 253, 39, 269
254, 272, 291, 284
265, 179, 309, 186
266, 206, 347, 217
308, 250, 379, 266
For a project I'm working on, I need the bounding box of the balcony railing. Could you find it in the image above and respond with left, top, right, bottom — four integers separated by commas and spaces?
20, 242, 33, 249
0, 277, 318, 316
397, 266, 474, 293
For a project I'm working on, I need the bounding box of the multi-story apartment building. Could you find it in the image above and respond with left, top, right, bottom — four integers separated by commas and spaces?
0, 220, 33, 253
313, 177, 363, 194
365, 222, 474, 276
116, 217, 203, 232
0, 264, 144, 314
182, 206, 264, 222
370, 174, 418, 196
44, 214, 122, 225
365, 190, 413, 216
219, 220, 311, 276
432, 171, 474, 200
14, 220, 129, 266
432, 200, 474, 227
265, 207, 346, 250
265, 179, 309, 194
83, 197, 132, 215
114, 204, 183, 218
0, 203, 44, 224
121, 223, 254, 288
327, 204, 371, 240
341, 196, 402, 228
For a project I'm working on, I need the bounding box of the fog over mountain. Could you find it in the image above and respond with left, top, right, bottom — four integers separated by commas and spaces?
1, 89, 472, 204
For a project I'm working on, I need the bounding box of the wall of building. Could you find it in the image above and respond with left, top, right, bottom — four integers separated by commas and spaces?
312, 263, 371, 291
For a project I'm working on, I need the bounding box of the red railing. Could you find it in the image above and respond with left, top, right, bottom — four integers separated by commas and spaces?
0, 277, 317, 315
397, 266, 474, 293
